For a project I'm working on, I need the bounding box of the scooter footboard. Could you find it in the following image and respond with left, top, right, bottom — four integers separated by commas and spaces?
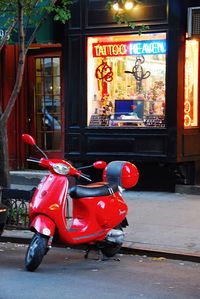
30, 215, 55, 237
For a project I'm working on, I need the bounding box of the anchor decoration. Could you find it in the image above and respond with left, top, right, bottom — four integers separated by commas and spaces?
125, 55, 151, 92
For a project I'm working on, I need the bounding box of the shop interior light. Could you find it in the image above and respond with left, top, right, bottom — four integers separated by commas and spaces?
190, 39, 198, 46
124, 1, 134, 10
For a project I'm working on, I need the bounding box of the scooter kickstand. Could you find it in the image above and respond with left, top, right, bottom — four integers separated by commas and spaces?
84, 247, 90, 259
84, 244, 104, 261
84, 244, 95, 259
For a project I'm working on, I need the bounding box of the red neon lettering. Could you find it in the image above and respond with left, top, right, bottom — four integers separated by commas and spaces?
92, 42, 128, 57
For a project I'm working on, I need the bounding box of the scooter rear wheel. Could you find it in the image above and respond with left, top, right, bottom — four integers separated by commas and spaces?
101, 226, 123, 257
0, 223, 5, 236
25, 233, 49, 272
101, 242, 122, 257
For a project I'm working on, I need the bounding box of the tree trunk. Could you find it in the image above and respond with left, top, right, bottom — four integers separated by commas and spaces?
0, 119, 10, 188
0, 0, 60, 190
0, 1, 25, 189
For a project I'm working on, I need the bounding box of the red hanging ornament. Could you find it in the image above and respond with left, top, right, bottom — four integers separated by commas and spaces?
95, 59, 113, 100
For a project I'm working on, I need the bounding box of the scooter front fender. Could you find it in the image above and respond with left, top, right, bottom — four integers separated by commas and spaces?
30, 215, 55, 237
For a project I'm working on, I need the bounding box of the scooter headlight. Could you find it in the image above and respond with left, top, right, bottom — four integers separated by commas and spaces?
52, 163, 70, 175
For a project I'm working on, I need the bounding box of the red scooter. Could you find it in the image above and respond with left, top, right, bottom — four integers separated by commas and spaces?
22, 134, 139, 272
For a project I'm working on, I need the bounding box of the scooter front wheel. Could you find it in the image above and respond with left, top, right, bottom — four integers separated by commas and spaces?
25, 233, 49, 272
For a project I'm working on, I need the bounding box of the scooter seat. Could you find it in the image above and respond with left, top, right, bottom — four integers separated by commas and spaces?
69, 182, 118, 199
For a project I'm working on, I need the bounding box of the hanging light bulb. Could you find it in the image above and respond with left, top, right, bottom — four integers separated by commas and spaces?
112, 2, 120, 11
124, 1, 134, 10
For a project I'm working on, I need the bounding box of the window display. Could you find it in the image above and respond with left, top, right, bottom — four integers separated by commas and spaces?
184, 40, 199, 128
87, 33, 166, 128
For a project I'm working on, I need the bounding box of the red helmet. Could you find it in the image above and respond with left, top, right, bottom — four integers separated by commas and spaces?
103, 161, 139, 189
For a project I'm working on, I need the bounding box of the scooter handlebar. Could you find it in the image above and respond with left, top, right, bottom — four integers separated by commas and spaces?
27, 157, 40, 163
26, 156, 91, 181
79, 173, 92, 182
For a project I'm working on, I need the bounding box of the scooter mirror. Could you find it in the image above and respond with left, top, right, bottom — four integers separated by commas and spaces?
22, 134, 36, 146
93, 161, 107, 169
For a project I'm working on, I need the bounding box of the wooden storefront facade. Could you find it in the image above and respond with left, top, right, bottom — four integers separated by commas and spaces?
1, 0, 200, 190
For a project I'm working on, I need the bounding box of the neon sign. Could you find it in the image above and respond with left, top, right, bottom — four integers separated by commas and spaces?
129, 40, 166, 55
184, 100, 192, 127
92, 40, 166, 57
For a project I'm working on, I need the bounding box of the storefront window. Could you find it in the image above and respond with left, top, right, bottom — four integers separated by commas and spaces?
184, 40, 199, 128
87, 33, 166, 128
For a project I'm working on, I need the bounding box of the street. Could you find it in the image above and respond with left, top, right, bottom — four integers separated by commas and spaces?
0, 242, 200, 299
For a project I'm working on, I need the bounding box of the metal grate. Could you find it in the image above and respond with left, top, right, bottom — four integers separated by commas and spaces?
188, 7, 200, 38
1, 189, 34, 229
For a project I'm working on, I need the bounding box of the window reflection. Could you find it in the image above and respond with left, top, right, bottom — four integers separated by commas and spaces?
53, 58, 60, 76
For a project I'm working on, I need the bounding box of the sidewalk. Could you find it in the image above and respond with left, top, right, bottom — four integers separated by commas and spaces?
1, 187, 200, 261
123, 191, 200, 260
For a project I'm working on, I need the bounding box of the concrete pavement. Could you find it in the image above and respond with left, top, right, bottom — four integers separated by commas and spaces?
124, 191, 200, 261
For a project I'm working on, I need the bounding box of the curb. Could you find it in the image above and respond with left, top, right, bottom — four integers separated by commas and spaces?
1, 235, 200, 264
0, 236, 31, 245
121, 246, 200, 263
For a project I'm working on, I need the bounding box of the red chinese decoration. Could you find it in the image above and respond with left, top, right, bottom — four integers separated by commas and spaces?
95, 59, 113, 101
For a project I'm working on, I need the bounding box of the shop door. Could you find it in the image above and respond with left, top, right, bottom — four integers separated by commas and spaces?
27, 50, 64, 158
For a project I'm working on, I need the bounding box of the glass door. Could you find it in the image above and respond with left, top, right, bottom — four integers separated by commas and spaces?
28, 50, 63, 158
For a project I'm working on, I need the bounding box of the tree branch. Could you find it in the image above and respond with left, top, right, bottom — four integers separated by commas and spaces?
0, 18, 17, 53
24, 0, 42, 37
1, 0, 25, 123
25, 0, 58, 54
